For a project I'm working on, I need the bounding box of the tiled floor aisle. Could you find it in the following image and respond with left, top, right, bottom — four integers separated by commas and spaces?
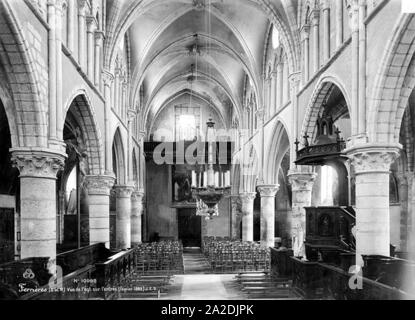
163, 248, 245, 300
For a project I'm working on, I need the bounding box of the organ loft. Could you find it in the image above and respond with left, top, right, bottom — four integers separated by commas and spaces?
0, 0, 414, 301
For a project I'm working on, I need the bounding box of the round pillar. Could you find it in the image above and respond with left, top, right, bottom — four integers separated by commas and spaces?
347, 144, 400, 266
288, 171, 317, 258
258, 185, 279, 249
115, 185, 135, 249
84, 175, 115, 248
11, 148, 66, 271
131, 190, 144, 246
230, 195, 242, 239
240, 192, 256, 242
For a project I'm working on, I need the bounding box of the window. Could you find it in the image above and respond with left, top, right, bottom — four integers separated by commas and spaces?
66, 166, 77, 202
178, 114, 197, 141
272, 26, 280, 49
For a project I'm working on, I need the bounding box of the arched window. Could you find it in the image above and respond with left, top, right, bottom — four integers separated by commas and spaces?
272, 25, 280, 49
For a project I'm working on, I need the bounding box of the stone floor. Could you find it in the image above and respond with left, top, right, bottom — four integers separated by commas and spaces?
120, 248, 297, 300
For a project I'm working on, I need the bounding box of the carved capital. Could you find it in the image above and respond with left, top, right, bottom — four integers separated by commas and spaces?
137, 131, 146, 143
84, 175, 115, 196
311, 9, 320, 25
257, 184, 280, 198
346, 144, 400, 175
86, 15, 97, 32
288, 171, 316, 192
77, 0, 88, 15
131, 190, 145, 203
346, 0, 359, 31
102, 70, 114, 87
114, 185, 135, 198
95, 30, 105, 43
396, 172, 409, 187
256, 108, 265, 122
301, 25, 310, 40
239, 192, 256, 204
11, 148, 66, 179
128, 109, 137, 122
289, 71, 302, 87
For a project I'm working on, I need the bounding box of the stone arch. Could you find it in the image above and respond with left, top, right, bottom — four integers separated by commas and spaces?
265, 120, 291, 185
300, 75, 352, 143
112, 127, 126, 185
369, 14, 415, 144
0, 63, 18, 148
63, 93, 104, 176
0, 0, 47, 147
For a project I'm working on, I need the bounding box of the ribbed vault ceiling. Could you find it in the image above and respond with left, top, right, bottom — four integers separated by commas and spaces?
106, 0, 296, 129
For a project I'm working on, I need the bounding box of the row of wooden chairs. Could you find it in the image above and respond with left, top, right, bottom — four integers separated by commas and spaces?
202, 238, 270, 273
134, 241, 184, 275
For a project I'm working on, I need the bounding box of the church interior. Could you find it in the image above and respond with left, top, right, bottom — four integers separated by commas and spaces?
0, 0, 415, 300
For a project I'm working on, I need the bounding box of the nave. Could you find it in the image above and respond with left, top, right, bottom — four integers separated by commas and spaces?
1, 0, 415, 301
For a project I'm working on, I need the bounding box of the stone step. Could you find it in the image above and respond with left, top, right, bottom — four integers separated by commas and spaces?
241, 282, 291, 288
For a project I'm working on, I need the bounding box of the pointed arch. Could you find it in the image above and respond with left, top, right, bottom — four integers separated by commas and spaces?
300, 75, 351, 143
112, 128, 126, 185
265, 119, 291, 185
369, 14, 415, 144
0, 0, 47, 147
63, 92, 104, 176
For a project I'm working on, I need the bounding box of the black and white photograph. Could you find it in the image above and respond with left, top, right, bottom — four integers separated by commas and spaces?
0, 0, 414, 306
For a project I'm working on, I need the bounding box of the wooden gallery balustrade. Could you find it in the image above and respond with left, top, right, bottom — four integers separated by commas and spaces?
271, 207, 415, 300
0, 243, 180, 300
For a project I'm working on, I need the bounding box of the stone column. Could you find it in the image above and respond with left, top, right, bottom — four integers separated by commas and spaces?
336, 0, 344, 48
289, 72, 301, 170
301, 25, 310, 84
114, 70, 120, 114
288, 171, 316, 258
322, 0, 331, 62
77, 0, 88, 69
396, 173, 409, 251
348, 0, 359, 136
47, 0, 57, 141
56, 0, 64, 140
115, 185, 135, 249
127, 109, 136, 183
277, 63, 284, 111
94, 30, 104, 87
358, 0, 367, 135
230, 195, 242, 239
11, 148, 66, 270
240, 192, 256, 242
84, 175, 115, 248
347, 144, 400, 266
258, 185, 279, 249
102, 70, 114, 174
131, 190, 144, 246
86, 16, 97, 80
311, 10, 320, 73
269, 72, 277, 117
67, 0, 75, 52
